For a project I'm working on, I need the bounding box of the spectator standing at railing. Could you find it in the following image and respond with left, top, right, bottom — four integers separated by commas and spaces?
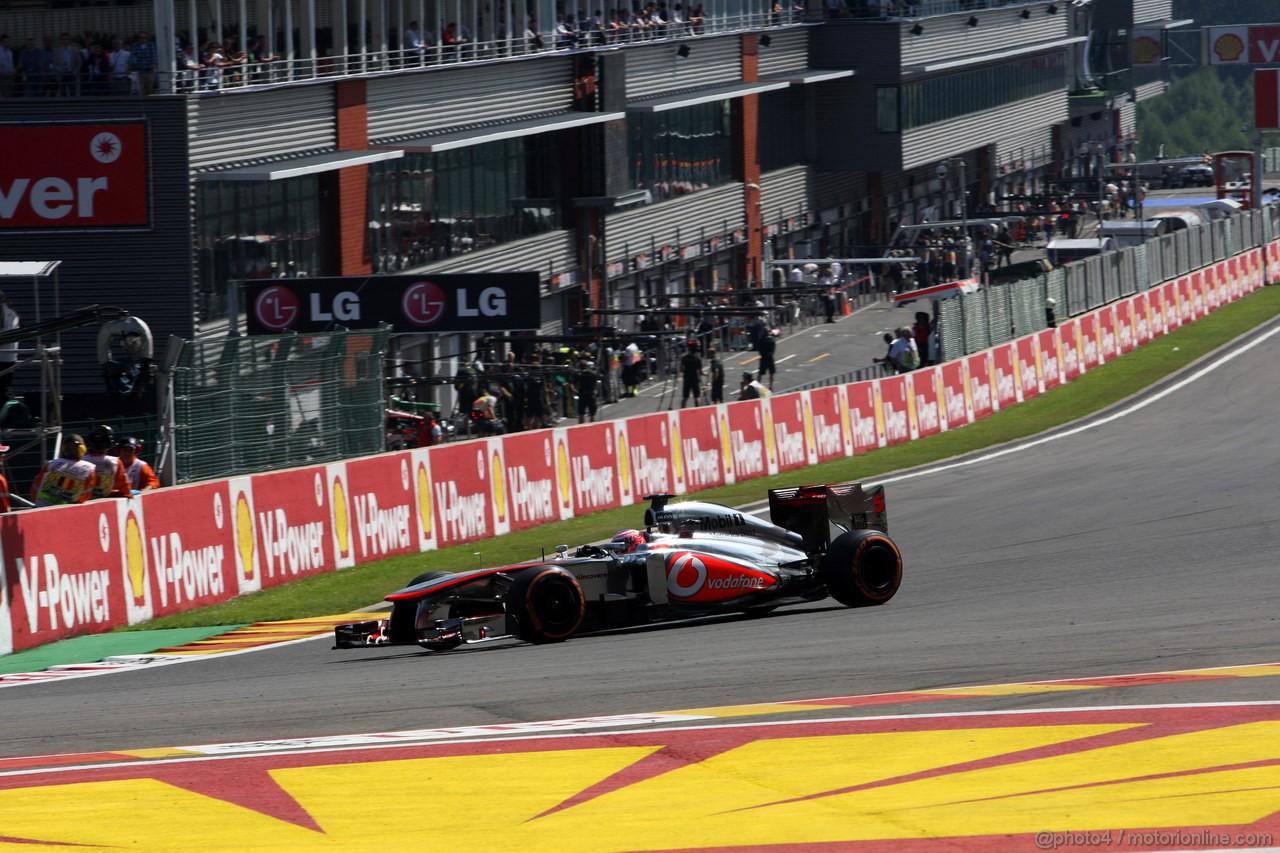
18, 38, 48, 97
109, 39, 132, 94
526, 18, 546, 50
404, 20, 427, 63
130, 31, 157, 94
81, 42, 111, 96
52, 33, 81, 96
0, 35, 16, 98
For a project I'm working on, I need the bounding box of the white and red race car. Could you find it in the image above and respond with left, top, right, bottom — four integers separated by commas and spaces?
334, 481, 902, 652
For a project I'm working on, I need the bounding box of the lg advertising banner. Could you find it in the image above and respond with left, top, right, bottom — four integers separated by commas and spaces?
672, 406, 727, 493
428, 440, 503, 548
1013, 337, 1042, 401
0, 122, 148, 229
991, 344, 1020, 409
0, 501, 129, 653
723, 399, 774, 481
846, 380, 883, 454
805, 386, 852, 463
131, 481, 238, 621
338, 453, 422, 562
557, 423, 623, 516
246, 465, 342, 589
622, 414, 677, 498
243, 273, 541, 335
767, 393, 815, 472
910, 366, 944, 439
493, 430, 565, 533
878, 375, 915, 446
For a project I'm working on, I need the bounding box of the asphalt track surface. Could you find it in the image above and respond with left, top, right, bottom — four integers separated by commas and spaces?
5, 299, 1280, 850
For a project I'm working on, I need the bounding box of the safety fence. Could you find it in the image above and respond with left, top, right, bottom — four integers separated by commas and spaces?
0, 242, 1275, 656
168, 327, 391, 483
935, 205, 1280, 360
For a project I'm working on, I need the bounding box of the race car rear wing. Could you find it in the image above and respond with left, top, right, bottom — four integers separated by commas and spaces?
768, 482, 887, 553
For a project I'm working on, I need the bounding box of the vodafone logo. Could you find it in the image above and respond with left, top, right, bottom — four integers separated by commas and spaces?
89, 132, 123, 164
667, 554, 708, 598
254, 285, 300, 331
402, 281, 448, 327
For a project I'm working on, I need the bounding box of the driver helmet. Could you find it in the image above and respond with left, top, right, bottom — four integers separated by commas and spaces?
610, 529, 648, 553
87, 425, 114, 452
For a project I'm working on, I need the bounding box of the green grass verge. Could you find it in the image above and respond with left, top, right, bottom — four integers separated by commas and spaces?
128, 285, 1280, 630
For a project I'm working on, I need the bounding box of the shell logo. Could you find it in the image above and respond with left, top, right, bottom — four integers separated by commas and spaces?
492, 450, 506, 522
962, 361, 974, 412
332, 477, 350, 559
935, 371, 946, 425
802, 399, 815, 452
1213, 32, 1245, 63
671, 419, 684, 482
838, 396, 851, 446
617, 431, 631, 495
124, 512, 146, 605
1132, 35, 1160, 65
1055, 335, 1065, 374
235, 494, 255, 580
873, 382, 886, 439
1033, 337, 1043, 380
906, 375, 918, 425
1011, 352, 1023, 393
763, 405, 777, 465
719, 413, 732, 477
556, 439, 571, 509
416, 461, 432, 537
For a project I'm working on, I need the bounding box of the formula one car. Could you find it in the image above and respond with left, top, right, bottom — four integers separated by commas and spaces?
334, 481, 902, 652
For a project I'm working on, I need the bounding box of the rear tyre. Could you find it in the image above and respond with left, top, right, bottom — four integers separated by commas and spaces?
504, 567, 585, 644
820, 529, 902, 607
387, 571, 450, 643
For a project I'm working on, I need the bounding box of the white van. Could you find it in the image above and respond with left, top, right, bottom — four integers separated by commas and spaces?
1097, 219, 1167, 247
1147, 209, 1204, 231
1045, 237, 1118, 265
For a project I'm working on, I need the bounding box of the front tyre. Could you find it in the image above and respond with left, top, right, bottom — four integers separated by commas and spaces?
505, 567, 586, 643
820, 529, 902, 607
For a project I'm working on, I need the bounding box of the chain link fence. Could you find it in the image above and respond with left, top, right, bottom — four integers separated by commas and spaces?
170, 327, 390, 483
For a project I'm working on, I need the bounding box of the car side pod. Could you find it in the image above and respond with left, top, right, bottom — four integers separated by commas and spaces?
819, 529, 903, 607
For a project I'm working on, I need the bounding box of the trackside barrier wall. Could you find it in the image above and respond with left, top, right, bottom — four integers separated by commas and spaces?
1, 243, 1278, 655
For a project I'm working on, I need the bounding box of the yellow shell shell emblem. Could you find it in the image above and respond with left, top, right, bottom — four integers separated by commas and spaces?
125, 513, 146, 604
416, 462, 432, 537
671, 420, 683, 481
802, 399, 815, 453
719, 413, 732, 477
492, 450, 506, 521
556, 440, 571, 509
617, 431, 631, 494
332, 478, 349, 558
763, 405, 776, 464
235, 494, 255, 580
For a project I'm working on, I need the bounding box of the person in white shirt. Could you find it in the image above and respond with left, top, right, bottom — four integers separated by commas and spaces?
108, 38, 132, 94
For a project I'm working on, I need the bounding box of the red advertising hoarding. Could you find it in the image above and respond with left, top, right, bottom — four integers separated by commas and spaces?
428, 441, 503, 548
910, 367, 944, 439
1057, 319, 1082, 383
940, 360, 970, 429
724, 399, 774, 480
1097, 305, 1118, 363
1014, 336, 1042, 401
340, 453, 422, 561
991, 343, 1020, 409
964, 352, 996, 420
492, 430, 565, 533
1115, 299, 1135, 354
1037, 329, 1062, 392
878, 375, 914, 445
846, 380, 883, 454
767, 392, 814, 472
132, 481, 237, 621
805, 386, 852, 462
673, 407, 728, 492
243, 465, 343, 590
0, 122, 148, 228
0, 501, 129, 653
558, 423, 623, 516
622, 413, 677, 499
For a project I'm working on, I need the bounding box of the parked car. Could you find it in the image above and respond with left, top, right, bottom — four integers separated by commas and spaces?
1177, 164, 1214, 187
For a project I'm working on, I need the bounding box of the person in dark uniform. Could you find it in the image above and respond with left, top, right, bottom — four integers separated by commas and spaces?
679, 342, 704, 408
574, 358, 599, 423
